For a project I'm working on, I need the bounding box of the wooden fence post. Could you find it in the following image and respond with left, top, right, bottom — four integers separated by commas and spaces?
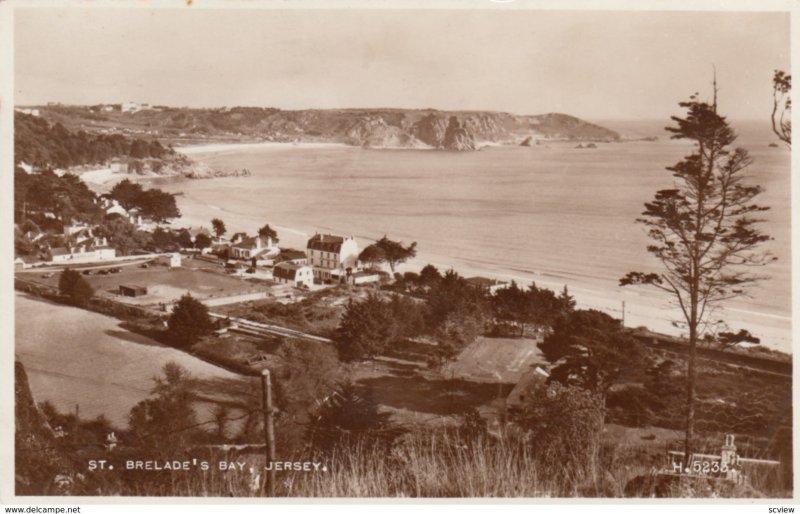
261, 369, 277, 496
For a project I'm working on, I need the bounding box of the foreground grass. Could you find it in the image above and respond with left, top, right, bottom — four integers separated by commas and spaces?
90, 431, 788, 498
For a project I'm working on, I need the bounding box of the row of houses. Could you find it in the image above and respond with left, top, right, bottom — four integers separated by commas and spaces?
186, 228, 380, 289
187, 226, 513, 292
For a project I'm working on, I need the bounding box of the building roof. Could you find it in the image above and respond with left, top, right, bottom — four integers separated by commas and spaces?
273, 262, 309, 280
506, 366, 550, 406
232, 235, 270, 250
119, 284, 148, 292
277, 249, 307, 262
465, 276, 509, 288
307, 234, 348, 253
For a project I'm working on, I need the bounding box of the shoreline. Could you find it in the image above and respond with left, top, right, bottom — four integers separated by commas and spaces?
72, 144, 790, 353
174, 140, 350, 155
162, 190, 791, 353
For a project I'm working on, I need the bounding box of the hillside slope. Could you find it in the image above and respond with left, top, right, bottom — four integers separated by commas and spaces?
15, 359, 96, 495
31, 105, 621, 150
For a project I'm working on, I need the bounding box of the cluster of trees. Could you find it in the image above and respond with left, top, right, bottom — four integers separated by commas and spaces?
306, 382, 403, 454
359, 236, 417, 272
109, 179, 180, 222
58, 269, 94, 306
14, 171, 183, 258
335, 266, 577, 363
127, 362, 204, 454
166, 294, 214, 347
15, 167, 102, 226
15, 112, 172, 169
493, 283, 576, 336
538, 309, 642, 403
92, 216, 152, 256
335, 293, 426, 361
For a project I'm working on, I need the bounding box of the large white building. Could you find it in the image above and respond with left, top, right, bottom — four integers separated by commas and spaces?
306, 233, 359, 282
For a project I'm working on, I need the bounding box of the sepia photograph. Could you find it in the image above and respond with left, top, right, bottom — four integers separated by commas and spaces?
5, 1, 795, 502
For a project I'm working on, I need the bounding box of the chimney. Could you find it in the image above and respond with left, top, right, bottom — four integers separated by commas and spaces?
320, 234, 324, 242
255, 236, 261, 250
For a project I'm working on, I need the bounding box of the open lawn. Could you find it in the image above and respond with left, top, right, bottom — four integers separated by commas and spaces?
25, 264, 270, 306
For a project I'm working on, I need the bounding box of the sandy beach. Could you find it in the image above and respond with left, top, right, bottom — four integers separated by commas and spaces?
174, 140, 349, 155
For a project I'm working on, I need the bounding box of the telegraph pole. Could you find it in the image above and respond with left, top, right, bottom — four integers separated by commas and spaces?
621, 300, 626, 327
260, 369, 277, 496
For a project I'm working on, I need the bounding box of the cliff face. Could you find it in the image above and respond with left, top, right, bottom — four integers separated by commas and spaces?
412, 114, 450, 147
442, 116, 477, 151
344, 116, 427, 148
38, 105, 622, 152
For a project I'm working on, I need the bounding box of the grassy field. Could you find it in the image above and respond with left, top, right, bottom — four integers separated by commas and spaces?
24, 262, 268, 305
15, 293, 254, 429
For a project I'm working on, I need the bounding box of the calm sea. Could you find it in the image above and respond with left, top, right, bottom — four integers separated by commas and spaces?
164, 120, 791, 350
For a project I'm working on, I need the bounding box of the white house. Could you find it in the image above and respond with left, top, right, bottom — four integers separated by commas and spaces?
306, 233, 359, 282
121, 102, 152, 114
99, 197, 129, 218
231, 235, 279, 261
273, 262, 314, 288
63, 221, 91, 238
48, 241, 116, 264
14, 257, 32, 270
157, 252, 182, 268
109, 161, 128, 173
15, 108, 40, 117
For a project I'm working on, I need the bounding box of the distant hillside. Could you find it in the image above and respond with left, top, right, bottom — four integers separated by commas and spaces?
28, 104, 621, 151
15, 112, 177, 168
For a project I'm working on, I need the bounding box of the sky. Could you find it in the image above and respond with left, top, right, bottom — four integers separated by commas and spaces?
13, 7, 791, 122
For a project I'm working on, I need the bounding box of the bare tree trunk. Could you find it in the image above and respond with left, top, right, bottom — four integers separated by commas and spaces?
684, 319, 696, 465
